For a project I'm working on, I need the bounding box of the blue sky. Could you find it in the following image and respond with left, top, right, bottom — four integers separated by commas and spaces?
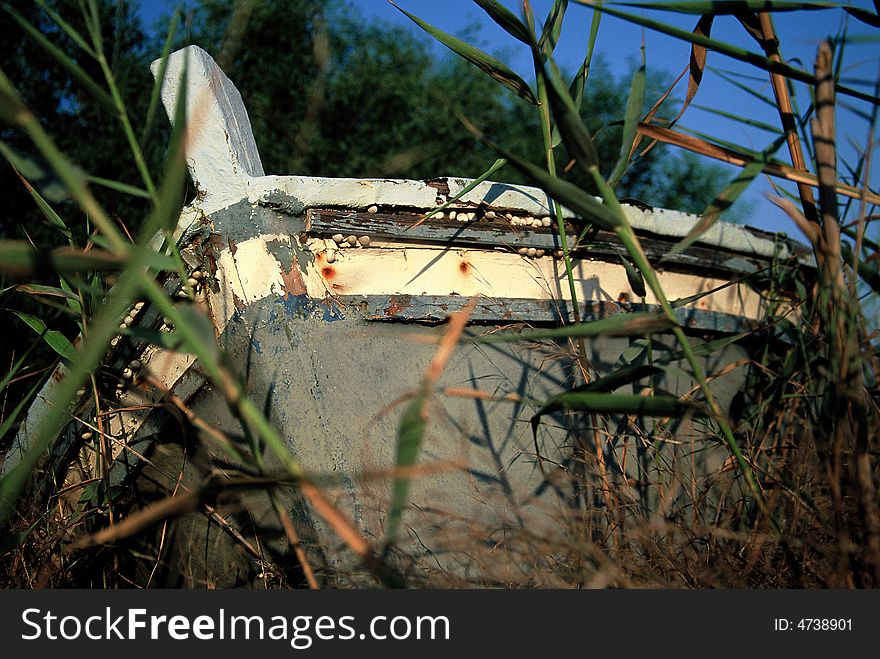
137, 1, 879, 238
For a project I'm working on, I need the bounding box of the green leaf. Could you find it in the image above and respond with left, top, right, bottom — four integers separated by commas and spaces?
539, 57, 601, 171
13, 283, 78, 300
141, 5, 181, 145
0, 140, 73, 207
539, 0, 569, 53
472, 0, 533, 43
2, 3, 116, 114
711, 66, 779, 108
391, 2, 538, 104
570, 0, 603, 109
530, 364, 667, 439
415, 158, 507, 223
666, 133, 787, 258
614, 248, 647, 297
474, 312, 674, 344
123, 326, 187, 352
173, 304, 219, 360
691, 103, 784, 134
385, 393, 427, 544
58, 277, 83, 316
576, 0, 879, 105
610, 1, 843, 13
530, 392, 698, 438
0, 241, 125, 275
608, 45, 646, 188
581, 363, 664, 394
844, 6, 880, 28
87, 175, 151, 199
34, 0, 95, 56
11, 310, 76, 361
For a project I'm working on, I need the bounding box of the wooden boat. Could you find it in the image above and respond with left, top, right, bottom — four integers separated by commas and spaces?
4, 47, 811, 587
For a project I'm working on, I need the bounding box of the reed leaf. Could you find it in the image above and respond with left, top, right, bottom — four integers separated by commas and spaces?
614, 248, 647, 297
610, 1, 843, 13
141, 5, 180, 145
390, 2, 538, 104
2, 3, 115, 113
472, 0, 532, 44
0, 241, 125, 275
11, 311, 76, 361
608, 44, 646, 188
385, 302, 474, 547
531, 392, 698, 434
576, 0, 880, 104
538, 56, 601, 171
474, 313, 674, 343
539, 0, 569, 52
666, 132, 787, 258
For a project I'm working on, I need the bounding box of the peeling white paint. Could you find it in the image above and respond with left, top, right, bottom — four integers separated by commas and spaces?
151, 45, 263, 208
212, 234, 293, 332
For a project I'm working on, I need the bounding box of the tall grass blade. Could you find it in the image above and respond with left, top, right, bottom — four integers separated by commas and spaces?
384, 302, 475, 547
608, 44, 646, 187
611, 1, 843, 13
474, 312, 674, 343
712, 66, 779, 108
614, 248, 647, 296
636, 122, 880, 203
86, 175, 151, 199
0, 140, 72, 205
576, 0, 880, 104
634, 14, 713, 159
141, 5, 180, 145
570, 0, 603, 108
496, 146, 619, 228
3, 157, 73, 243
0, 241, 125, 275
539, 0, 568, 52
666, 133, 787, 258
538, 57, 601, 171
844, 6, 880, 27
385, 394, 427, 547
409, 158, 507, 229
472, 0, 532, 44
2, 4, 115, 113
390, 2, 538, 104
691, 103, 783, 133
531, 392, 698, 435
33, 0, 95, 56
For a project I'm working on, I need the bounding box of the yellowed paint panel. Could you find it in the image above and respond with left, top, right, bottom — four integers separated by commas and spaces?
304, 243, 765, 320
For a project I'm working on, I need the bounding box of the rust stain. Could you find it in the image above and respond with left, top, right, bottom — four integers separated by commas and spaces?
231, 290, 246, 311
321, 265, 336, 279
384, 294, 412, 317
280, 263, 307, 296
458, 260, 470, 275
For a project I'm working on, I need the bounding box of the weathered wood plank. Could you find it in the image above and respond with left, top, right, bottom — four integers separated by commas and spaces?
304, 208, 804, 282
331, 294, 758, 333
